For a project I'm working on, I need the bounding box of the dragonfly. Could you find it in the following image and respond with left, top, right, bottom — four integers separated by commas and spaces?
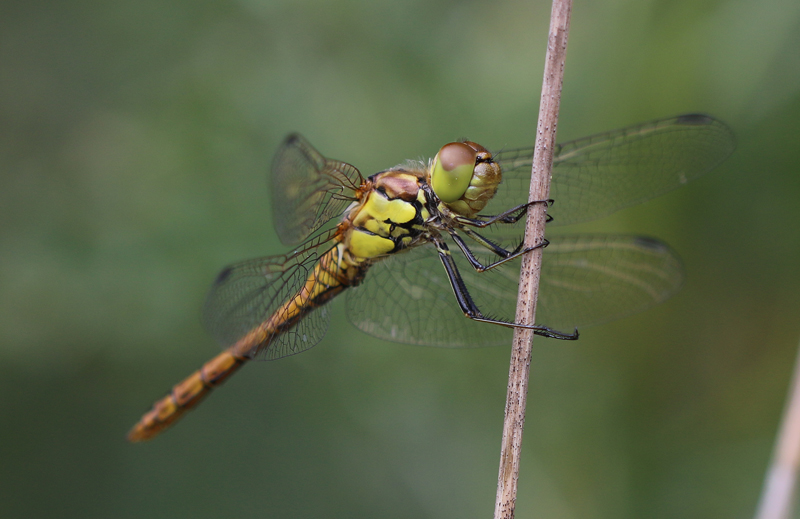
128, 113, 735, 442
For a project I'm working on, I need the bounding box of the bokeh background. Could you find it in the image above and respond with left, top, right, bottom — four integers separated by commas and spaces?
2, 0, 800, 517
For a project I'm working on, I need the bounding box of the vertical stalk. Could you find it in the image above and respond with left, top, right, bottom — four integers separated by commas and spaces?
493, 1, 572, 517
754, 337, 800, 519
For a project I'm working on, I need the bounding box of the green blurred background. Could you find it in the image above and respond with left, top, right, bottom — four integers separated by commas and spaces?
2, 0, 800, 517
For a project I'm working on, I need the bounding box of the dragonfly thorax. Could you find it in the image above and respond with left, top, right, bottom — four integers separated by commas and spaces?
342, 171, 430, 261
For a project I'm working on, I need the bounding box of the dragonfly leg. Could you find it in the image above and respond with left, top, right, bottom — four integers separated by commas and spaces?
449, 230, 549, 272
455, 199, 553, 228
434, 237, 578, 340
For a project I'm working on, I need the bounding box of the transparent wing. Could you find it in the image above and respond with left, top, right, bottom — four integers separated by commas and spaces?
489, 114, 736, 228
537, 234, 684, 330
346, 241, 512, 347
203, 229, 339, 360
346, 234, 683, 347
271, 134, 364, 246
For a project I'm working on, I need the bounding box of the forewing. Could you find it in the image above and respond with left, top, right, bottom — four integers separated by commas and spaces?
203, 230, 339, 360
271, 134, 364, 246
346, 234, 683, 347
490, 114, 735, 227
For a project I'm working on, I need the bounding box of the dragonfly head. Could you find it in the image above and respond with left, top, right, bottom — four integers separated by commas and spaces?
430, 141, 501, 216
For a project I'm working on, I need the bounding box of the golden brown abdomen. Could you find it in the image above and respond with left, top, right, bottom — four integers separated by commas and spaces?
127, 350, 246, 442
127, 245, 361, 442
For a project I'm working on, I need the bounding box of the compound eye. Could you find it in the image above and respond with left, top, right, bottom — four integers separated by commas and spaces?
430, 142, 477, 203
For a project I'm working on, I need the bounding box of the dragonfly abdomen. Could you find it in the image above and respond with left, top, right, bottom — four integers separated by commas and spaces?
127, 350, 246, 442
255, 246, 357, 347
128, 246, 365, 441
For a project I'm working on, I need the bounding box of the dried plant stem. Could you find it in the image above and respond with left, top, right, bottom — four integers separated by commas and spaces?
493, 1, 572, 518
754, 337, 800, 519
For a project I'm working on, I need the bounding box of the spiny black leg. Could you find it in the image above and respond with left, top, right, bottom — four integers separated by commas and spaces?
450, 231, 549, 272
433, 237, 578, 340
434, 237, 486, 318
487, 199, 554, 224
456, 199, 553, 228
530, 325, 579, 340
457, 229, 519, 257
467, 317, 579, 339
